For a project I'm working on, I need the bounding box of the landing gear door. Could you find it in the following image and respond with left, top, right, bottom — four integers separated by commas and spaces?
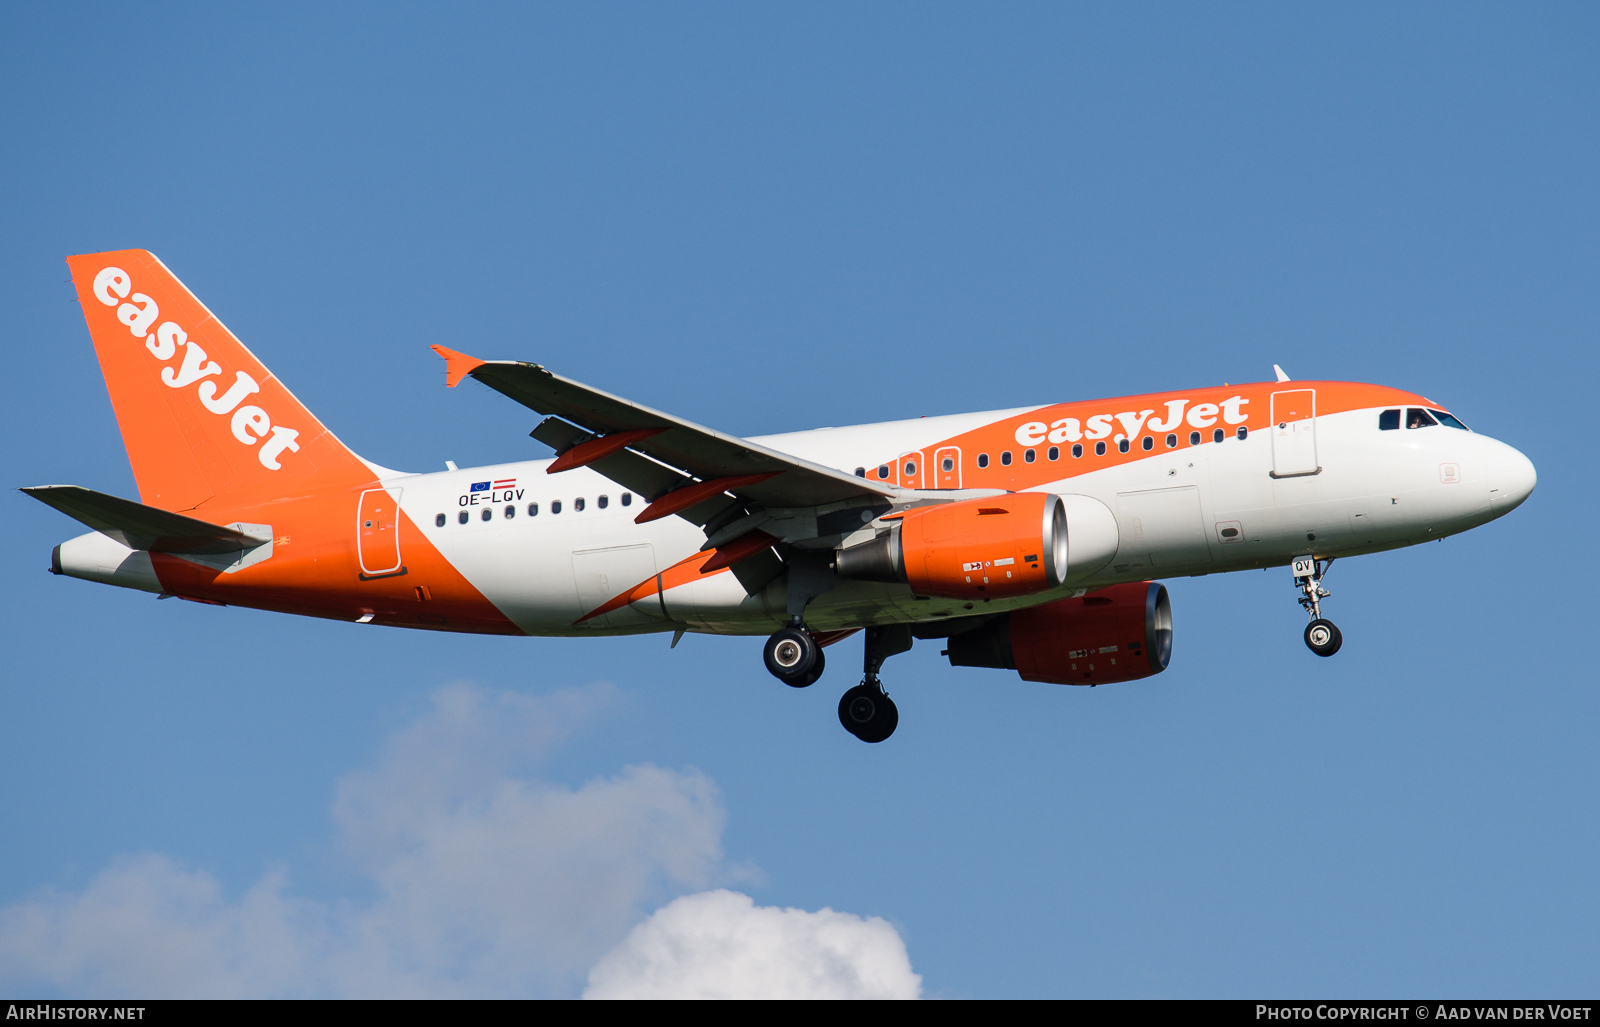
357, 488, 404, 577
1270, 389, 1319, 478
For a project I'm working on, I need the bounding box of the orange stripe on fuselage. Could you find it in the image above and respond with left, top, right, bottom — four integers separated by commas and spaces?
574, 546, 736, 624
148, 485, 522, 635
866, 380, 1433, 491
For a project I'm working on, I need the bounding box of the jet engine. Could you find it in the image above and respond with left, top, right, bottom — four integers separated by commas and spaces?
942, 581, 1172, 686
835, 492, 1117, 601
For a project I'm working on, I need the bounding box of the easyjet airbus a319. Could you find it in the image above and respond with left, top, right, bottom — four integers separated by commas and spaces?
27, 250, 1537, 742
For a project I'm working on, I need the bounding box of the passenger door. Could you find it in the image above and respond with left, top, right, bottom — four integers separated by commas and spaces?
1270, 389, 1319, 478
357, 488, 404, 578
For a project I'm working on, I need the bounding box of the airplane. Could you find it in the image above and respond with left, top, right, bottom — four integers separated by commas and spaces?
25, 250, 1537, 743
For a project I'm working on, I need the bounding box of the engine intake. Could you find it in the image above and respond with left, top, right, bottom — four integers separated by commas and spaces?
944, 581, 1172, 686
836, 492, 1068, 600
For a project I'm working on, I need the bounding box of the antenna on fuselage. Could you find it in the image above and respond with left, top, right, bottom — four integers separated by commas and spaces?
1273, 364, 1291, 382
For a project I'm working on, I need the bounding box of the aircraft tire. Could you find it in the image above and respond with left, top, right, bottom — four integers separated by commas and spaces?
1304, 618, 1343, 657
790, 646, 826, 688
764, 627, 818, 684
838, 684, 898, 743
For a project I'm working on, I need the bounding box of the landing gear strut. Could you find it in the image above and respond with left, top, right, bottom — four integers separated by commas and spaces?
1293, 555, 1342, 657
763, 620, 827, 687
839, 625, 910, 743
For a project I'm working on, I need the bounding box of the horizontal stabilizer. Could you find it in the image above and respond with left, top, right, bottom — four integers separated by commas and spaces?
21, 485, 269, 554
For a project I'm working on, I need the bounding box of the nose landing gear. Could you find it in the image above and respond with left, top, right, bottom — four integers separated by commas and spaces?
1293, 555, 1342, 657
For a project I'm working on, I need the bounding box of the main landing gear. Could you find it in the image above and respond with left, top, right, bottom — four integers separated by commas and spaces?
839, 625, 911, 744
1293, 555, 1342, 657
762, 622, 827, 688
760, 621, 910, 742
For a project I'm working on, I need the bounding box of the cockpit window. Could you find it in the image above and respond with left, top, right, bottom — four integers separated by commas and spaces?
1378, 409, 1400, 431
1429, 409, 1471, 431
1406, 408, 1438, 429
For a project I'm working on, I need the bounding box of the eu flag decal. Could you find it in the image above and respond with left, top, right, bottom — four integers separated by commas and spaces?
470, 481, 491, 492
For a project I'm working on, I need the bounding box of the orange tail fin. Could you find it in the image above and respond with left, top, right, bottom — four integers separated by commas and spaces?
66, 250, 375, 513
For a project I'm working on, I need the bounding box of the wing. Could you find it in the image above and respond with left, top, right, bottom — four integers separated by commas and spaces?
431, 346, 901, 525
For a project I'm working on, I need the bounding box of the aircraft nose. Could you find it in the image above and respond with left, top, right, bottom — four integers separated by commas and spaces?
1486, 439, 1536, 515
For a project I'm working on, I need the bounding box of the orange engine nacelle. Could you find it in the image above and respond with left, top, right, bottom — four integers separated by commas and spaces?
834, 492, 1067, 600
942, 581, 1172, 686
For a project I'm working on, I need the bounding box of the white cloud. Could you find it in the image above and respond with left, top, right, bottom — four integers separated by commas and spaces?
0, 856, 323, 999
0, 682, 724, 998
585, 889, 922, 999
0, 681, 919, 999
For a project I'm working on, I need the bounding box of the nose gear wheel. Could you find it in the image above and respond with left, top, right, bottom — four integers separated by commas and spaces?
1304, 618, 1342, 657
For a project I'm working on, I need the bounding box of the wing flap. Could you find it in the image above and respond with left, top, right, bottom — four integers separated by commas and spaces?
22, 485, 269, 554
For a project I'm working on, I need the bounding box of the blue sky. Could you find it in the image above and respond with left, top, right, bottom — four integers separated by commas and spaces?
1, 2, 1596, 997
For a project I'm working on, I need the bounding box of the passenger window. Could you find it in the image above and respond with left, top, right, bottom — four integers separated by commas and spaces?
977, 453, 989, 468
1117, 439, 1130, 453
878, 465, 891, 479
1047, 446, 1059, 461
1166, 433, 1177, 448
941, 457, 954, 472
435, 514, 446, 527
598, 495, 609, 509
481, 508, 492, 522
458, 511, 468, 525
528, 503, 539, 517
855, 467, 866, 478
1213, 428, 1224, 443
1430, 409, 1471, 430
1406, 408, 1438, 429
575, 497, 586, 511
1189, 431, 1200, 446
505, 505, 515, 519
1000, 452, 1012, 466
1141, 436, 1153, 451
621, 493, 631, 506
1379, 409, 1400, 431
552, 500, 563, 514
1024, 449, 1036, 463
1072, 443, 1083, 458
904, 461, 916, 476
1095, 441, 1107, 456
1236, 426, 1248, 440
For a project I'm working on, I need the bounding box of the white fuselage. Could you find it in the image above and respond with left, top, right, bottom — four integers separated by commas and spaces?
382, 405, 1535, 637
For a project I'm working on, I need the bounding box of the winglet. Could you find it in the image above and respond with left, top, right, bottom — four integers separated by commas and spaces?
1273, 364, 1291, 382
430, 345, 487, 388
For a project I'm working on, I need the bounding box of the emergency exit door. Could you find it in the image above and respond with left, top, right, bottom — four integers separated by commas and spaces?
1270, 390, 1319, 478
933, 447, 962, 489
896, 451, 926, 489
358, 488, 404, 577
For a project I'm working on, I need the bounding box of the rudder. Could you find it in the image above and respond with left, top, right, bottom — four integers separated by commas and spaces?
66, 250, 374, 513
